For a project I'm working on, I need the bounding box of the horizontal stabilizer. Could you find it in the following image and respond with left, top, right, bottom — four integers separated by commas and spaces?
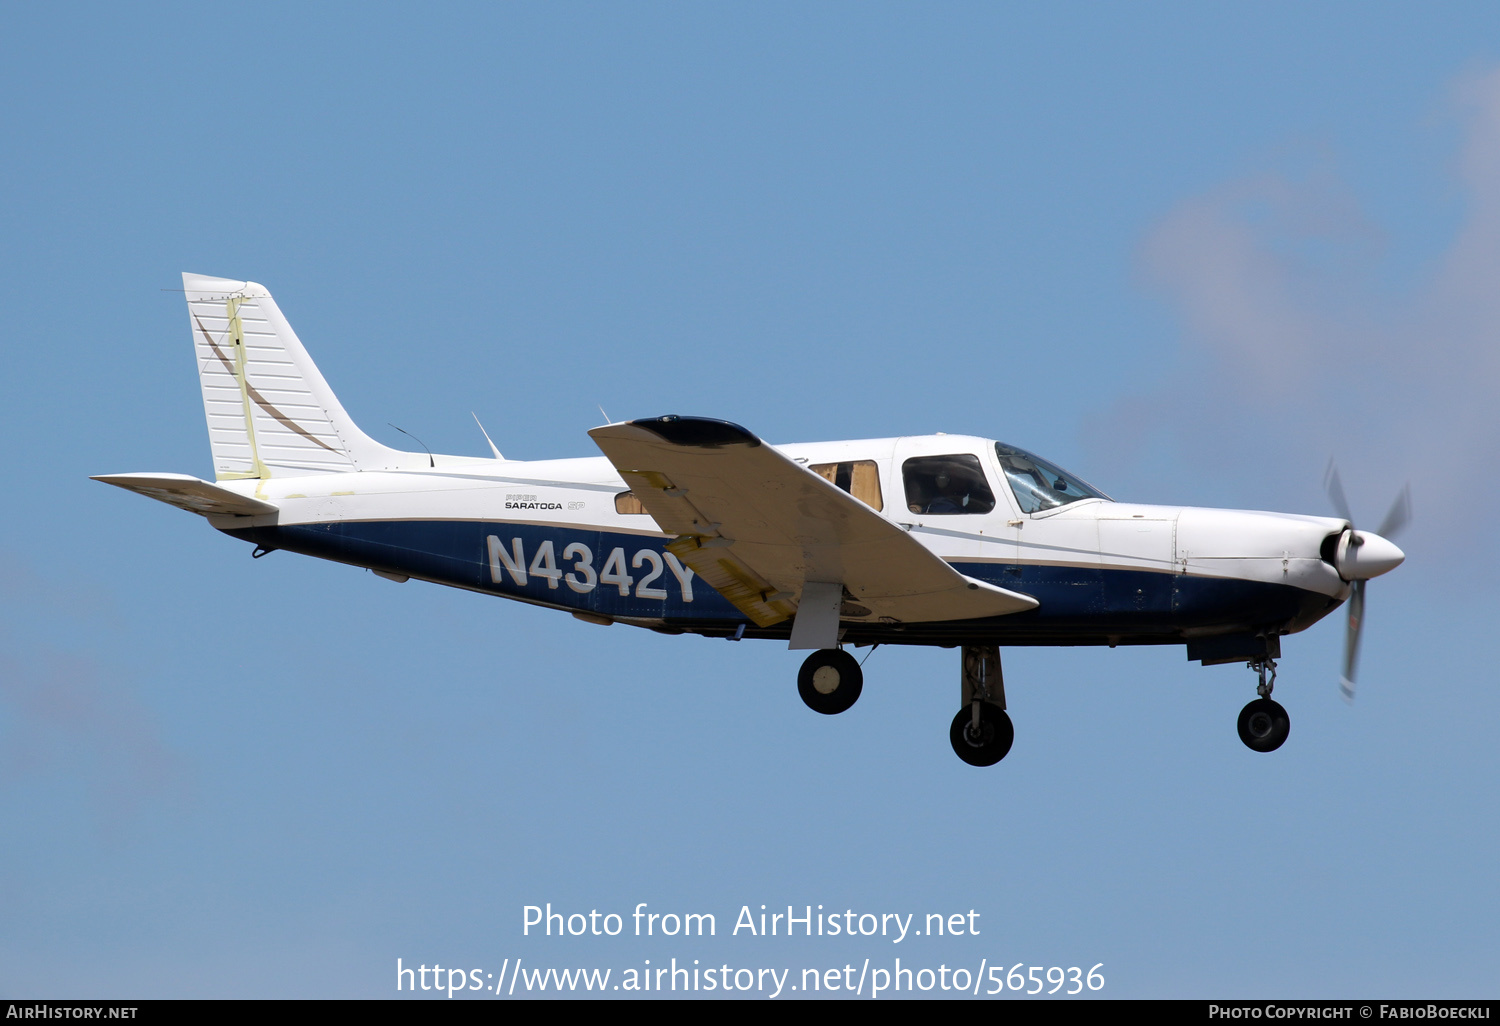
91, 473, 278, 517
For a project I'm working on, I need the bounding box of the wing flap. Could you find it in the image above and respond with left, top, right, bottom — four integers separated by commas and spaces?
667, 534, 797, 627
590, 417, 1037, 626
91, 472, 278, 517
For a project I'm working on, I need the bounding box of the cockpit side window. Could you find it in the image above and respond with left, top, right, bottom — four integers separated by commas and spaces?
994, 442, 1109, 514
902, 454, 996, 515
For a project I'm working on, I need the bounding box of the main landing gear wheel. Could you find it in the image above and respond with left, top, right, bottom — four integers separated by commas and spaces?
1237, 698, 1290, 753
797, 649, 863, 715
950, 703, 1014, 767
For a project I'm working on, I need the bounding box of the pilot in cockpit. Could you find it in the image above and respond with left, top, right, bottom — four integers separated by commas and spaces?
905, 454, 997, 515
924, 471, 968, 514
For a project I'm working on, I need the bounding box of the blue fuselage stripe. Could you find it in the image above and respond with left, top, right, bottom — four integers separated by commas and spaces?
226, 519, 1327, 645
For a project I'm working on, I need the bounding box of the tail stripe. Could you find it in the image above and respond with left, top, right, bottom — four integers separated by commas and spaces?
193, 312, 341, 455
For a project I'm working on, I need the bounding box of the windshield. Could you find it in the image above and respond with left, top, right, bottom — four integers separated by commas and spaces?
994, 442, 1110, 514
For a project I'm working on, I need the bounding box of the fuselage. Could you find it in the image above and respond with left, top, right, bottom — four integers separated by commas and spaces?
207, 433, 1354, 651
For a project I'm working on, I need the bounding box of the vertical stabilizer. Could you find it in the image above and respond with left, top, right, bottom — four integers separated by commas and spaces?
183, 273, 424, 479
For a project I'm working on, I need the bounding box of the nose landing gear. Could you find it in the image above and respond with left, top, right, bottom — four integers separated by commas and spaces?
1237, 657, 1290, 752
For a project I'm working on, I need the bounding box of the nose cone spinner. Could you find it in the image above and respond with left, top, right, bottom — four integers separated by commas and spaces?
1335, 529, 1405, 581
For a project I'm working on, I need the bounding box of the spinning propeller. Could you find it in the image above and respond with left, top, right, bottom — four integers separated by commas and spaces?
1323, 464, 1411, 701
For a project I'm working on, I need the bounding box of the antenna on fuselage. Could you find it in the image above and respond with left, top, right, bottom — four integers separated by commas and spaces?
597, 404, 613, 425
387, 423, 435, 468
471, 412, 504, 460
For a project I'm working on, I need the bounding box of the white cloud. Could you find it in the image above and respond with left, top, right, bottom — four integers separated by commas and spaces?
1095, 67, 1500, 577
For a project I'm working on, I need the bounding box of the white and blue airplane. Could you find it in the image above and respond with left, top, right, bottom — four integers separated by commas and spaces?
94, 274, 1409, 766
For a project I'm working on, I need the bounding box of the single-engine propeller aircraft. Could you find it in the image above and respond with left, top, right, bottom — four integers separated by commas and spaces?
95, 274, 1409, 765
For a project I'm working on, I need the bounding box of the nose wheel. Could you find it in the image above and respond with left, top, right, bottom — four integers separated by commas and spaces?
1237, 656, 1290, 752
1237, 698, 1290, 752
797, 649, 863, 715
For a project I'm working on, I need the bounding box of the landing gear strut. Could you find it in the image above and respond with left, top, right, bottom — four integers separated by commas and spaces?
950, 645, 1014, 766
797, 649, 863, 715
1237, 656, 1290, 753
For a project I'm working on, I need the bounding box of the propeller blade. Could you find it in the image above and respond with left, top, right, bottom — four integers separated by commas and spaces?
1376, 483, 1412, 540
1340, 579, 1366, 702
1324, 461, 1353, 525
1324, 466, 1404, 700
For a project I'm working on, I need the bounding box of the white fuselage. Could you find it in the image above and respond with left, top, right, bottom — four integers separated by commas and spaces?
203, 433, 1356, 650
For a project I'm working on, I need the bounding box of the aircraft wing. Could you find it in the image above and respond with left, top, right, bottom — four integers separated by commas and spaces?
588, 417, 1037, 640
91, 473, 278, 516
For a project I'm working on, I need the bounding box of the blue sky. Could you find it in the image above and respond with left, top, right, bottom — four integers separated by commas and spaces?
3, 3, 1498, 998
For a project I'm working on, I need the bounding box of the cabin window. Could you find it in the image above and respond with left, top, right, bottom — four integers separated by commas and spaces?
902, 454, 996, 515
615, 491, 649, 515
809, 460, 883, 511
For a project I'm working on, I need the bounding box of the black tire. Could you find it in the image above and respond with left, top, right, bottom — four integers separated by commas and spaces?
797, 649, 864, 715
949, 703, 1014, 766
1237, 698, 1291, 753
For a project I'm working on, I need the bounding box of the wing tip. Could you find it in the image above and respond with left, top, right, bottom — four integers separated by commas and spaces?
624, 415, 761, 450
